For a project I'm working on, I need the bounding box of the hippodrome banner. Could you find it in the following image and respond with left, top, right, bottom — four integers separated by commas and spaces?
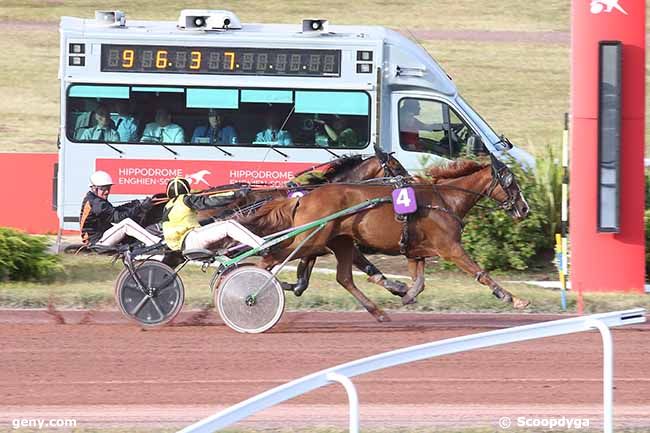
96, 159, 316, 194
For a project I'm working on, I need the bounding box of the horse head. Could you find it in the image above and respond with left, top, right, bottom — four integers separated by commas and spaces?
373, 146, 410, 179
487, 154, 529, 220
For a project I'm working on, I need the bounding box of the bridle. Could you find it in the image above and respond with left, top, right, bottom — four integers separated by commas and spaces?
485, 157, 520, 213
426, 160, 522, 220
376, 151, 409, 179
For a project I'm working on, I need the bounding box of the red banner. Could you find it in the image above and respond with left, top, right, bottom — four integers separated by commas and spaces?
0, 153, 59, 234
96, 159, 316, 194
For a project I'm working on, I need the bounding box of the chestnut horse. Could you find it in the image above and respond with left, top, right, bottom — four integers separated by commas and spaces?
240, 157, 530, 321
144, 151, 411, 296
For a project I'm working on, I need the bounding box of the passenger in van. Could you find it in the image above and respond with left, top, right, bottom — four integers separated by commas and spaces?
72, 101, 98, 140
191, 109, 238, 145
140, 108, 185, 144
315, 115, 358, 148
254, 113, 292, 146
112, 101, 139, 143
73, 112, 95, 140
79, 105, 120, 142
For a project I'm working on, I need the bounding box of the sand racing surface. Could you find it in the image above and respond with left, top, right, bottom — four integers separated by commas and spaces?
0, 310, 648, 431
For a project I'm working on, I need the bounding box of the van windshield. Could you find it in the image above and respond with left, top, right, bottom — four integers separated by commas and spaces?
456, 96, 500, 147
66, 84, 371, 150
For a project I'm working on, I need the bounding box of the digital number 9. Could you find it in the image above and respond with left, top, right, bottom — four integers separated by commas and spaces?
122, 49, 134, 68
190, 51, 201, 70
156, 50, 168, 69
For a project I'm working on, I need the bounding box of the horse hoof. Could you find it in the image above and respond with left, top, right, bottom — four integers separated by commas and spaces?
375, 312, 391, 323
293, 288, 305, 297
493, 288, 513, 303
280, 282, 295, 292
401, 294, 418, 305
513, 297, 530, 309
384, 279, 409, 296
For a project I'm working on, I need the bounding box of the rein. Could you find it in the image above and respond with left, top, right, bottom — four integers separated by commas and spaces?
428, 166, 519, 214
227, 197, 275, 219
430, 183, 504, 212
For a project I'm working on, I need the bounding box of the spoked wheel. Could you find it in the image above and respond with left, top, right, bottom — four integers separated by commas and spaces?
114, 260, 184, 327
214, 266, 284, 334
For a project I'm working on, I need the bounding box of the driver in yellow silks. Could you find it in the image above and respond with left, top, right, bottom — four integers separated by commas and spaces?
161, 177, 265, 252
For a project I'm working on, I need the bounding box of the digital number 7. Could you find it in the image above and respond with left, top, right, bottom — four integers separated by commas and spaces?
224, 51, 235, 70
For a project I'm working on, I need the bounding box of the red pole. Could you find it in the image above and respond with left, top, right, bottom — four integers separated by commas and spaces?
570, 0, 646, 293
577, 286, 584, 315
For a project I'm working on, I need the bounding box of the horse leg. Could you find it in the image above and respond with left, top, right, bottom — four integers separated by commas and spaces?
402, 258, 425, 305
291, 257, 316, 297
279, 257, 314, 295
352, 248, 408, 297
258, 255, 280, 272
329, 237, 390, 322
441, 243, 529, 309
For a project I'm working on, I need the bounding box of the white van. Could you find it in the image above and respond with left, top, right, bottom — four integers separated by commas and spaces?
57, 9, 532, 230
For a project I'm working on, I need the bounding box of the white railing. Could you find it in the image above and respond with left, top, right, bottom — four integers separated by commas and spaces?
179, 308, 646, 433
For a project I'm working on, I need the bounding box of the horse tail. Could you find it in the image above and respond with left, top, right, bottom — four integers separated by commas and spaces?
239, 197, 298, 236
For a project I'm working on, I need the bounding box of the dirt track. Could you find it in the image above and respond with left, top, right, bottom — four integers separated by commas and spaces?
0, 311, 649, 431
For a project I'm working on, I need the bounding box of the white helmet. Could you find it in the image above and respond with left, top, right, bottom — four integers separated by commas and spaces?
90, 170, 113, 187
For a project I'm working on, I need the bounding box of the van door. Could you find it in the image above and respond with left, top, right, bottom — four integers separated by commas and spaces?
390, 93, 484, 173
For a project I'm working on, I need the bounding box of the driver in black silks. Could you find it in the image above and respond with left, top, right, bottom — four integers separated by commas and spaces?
79, 170, 157, 247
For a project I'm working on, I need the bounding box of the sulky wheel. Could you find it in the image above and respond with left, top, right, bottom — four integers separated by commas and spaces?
215, 266, 285, 334
114, 260, 184, 327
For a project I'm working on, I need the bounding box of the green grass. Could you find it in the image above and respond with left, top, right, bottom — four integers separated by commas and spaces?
0, 38, 570, 154
420, 41, 569, 153
1, 254, 648, 314
0, 0, 570, 31
0, 29, 59, 152
2, 2, 650, 155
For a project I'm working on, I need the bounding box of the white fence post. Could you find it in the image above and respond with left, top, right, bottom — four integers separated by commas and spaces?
325, 372, 359, 433
586, 318, 614, 433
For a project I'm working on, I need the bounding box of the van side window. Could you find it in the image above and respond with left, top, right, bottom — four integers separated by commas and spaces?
66, 85, 370, 149
398, 98, 475, 158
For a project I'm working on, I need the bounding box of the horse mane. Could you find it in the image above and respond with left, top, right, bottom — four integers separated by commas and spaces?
291, 154, 366, 185
426, 160, 488, 181
238, 196, 297, 236
327, 154, 367, 172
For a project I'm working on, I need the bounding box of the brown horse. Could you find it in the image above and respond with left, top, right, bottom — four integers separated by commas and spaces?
240, 157, 530, 321
219, 150, 411, 296
146, 151, 411, 296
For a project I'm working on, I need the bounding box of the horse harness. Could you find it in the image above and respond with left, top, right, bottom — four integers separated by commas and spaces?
387, 177, 465, 257
386, 161, 518, 257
